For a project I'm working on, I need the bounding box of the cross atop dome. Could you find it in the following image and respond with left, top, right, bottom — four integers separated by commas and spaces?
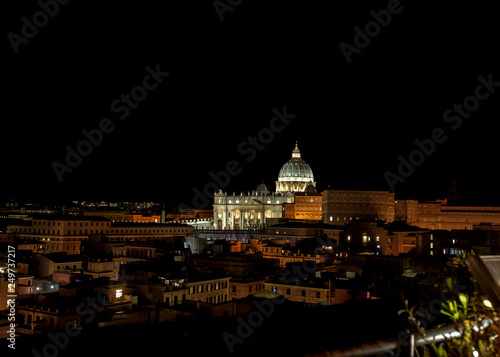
292, 141, 301, 158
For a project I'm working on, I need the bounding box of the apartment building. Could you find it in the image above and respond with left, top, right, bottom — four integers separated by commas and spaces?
264, 282, 329, 305
322, 190, 395, 224
8, 216, 194, 255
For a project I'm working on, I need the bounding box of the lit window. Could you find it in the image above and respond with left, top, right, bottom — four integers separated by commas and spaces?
116, 289, 123, 298
376, 236, 379, 242
430, 243, 434, 249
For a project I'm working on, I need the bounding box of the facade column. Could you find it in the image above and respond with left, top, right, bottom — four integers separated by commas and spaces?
231, 210, 235, 230
223, 210, 227, 229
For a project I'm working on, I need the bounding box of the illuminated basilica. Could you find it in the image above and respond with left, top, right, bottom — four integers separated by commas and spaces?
213, 143, 317, 229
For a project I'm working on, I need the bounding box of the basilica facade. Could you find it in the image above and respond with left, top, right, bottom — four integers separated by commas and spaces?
213, 143, 317, 229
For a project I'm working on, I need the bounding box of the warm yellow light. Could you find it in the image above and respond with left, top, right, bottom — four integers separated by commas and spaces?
483, 299, 493, 308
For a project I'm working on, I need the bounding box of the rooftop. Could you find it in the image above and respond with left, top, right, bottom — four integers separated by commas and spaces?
111, 221, 190, 227
30, 214, 111, 221
39, 253, 84, 263
387, 221, 430, 233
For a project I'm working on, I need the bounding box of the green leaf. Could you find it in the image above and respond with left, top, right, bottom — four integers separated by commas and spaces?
459, 293, 468, 307
445, 277, 454, 290
440, 310, 454, 318
415, 310, 427, 319
448, 301, 455, 313
437, 343, 448, 357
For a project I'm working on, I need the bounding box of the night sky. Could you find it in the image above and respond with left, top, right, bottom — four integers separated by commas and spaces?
2, 0, 500, 208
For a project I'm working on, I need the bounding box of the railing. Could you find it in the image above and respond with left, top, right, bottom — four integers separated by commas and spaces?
307, 319, 495, 357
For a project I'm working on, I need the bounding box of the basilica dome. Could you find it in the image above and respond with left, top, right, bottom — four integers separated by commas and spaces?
276, 143, 316, 193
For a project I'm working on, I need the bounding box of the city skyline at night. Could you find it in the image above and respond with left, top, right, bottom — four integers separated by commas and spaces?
2, 1, 500, 356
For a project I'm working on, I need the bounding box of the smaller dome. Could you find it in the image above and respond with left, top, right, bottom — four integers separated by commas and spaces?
256, 182, 269, 194
305, 184, 317, 193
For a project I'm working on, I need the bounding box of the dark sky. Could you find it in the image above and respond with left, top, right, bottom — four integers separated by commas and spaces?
2, 0, 500, 208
